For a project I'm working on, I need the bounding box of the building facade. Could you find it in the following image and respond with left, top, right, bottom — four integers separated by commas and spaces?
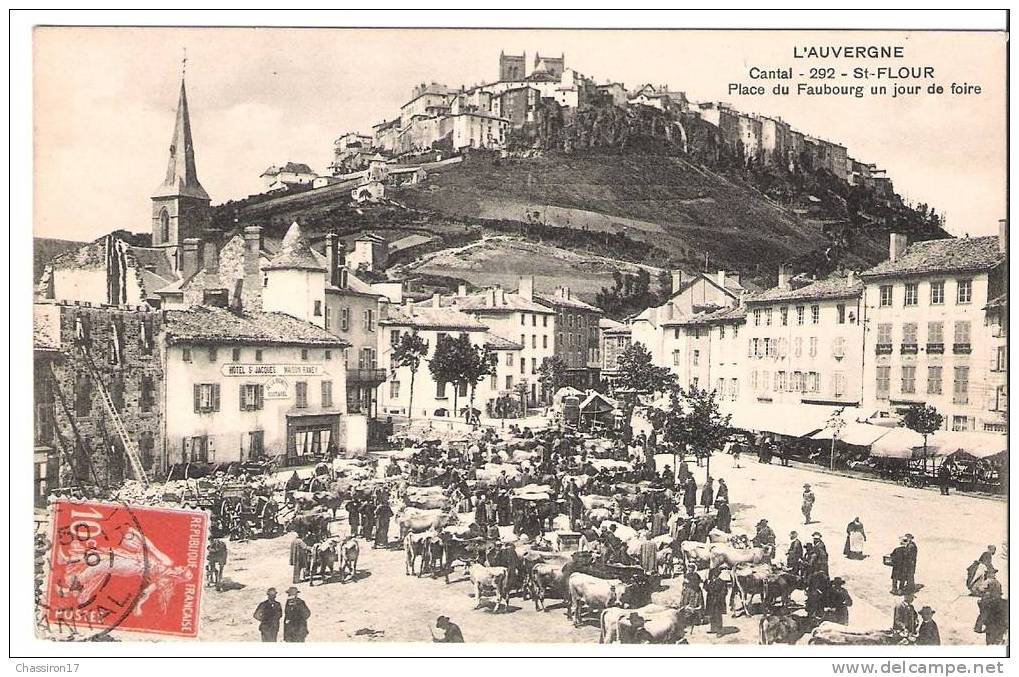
534, 287, 603, 390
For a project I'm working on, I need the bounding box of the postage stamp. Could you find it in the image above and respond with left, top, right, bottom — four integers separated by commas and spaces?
43, 500, 209, 639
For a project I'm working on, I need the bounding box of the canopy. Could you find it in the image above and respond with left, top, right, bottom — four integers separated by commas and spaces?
722, 402, 860, 438
553, 386, 585, 408
929, 430, 1007, 461
580, 392, 616, 415
869, 427, 926, 459
811, 422, 893, 447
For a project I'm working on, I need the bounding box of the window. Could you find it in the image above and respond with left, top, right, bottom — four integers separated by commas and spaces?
520, 334, 525, 349
232, 348, 241, 362
184, 435, 212, 463
952, 415, 972, 432
807, 372, 820, 393
796, 306, 805, 325
240, 383, 264, 411
763, 338, 770, 357
719, 325, 726, 339
957, 279, 972, 304
674, 329, 681, 340
717, 378, 725, 397
365, 309, 377, 332
140, 375, 155, 413
927, 366, 942, 395
458, 382, 468, 398
879, 285, 893, 307
791, 371, 803, 392
321, 381, 333, 408
520, 314, 526, 326
692, 350, 700, 366
902, 322, 918, 350
672, 350, 680, 366
836, 304, 846, 324
776, 371, 787, 391
182, 348, 192, 363
343, 348, 349, 367
809, 337, 818, 357
340, 307, 350, 331
876, 323, 892, 350
436, 381, 447, 399
325, 306, 332, 329
108, 377, 124, 411
753, 309, 761, 326
832, 336, 846, 358
996, 345, 1007, 372
359, 348, 377, 369
295, 381, 308, 408
751, 370, 759, 392
760, 371, 770, 392
927, 322, 944, 351
531, 335, 537, 349
833, 372, 846, 397
506, 353, 514, 366
764, 308, 772, 326
794, 337, 802, 357
995, 385, 1007, 412
300, 349, 309, 361
193, 383, 221, 413
543, 316, 548, 327
207, 347, 218, 362
390, 330, 402, 347
314, 300, 322, 317
953, 321, 971, 352
730, 378, 738, 400
930, 281, 945, 305
390, 380, 400, 399
520, 357, 525, 374
531, 358, 537, 374
904, 283, 918, 306
876, 366, 890, 398
780, 307, 788, 326
140, 318, 154, 354
325, 350, 331, 361
810, 305, 820, 324
532, 315, 537, 327
953, 366, 969, 404
901, 366, 916, 394
505, 375, 513, 390
247, 431, 265, 460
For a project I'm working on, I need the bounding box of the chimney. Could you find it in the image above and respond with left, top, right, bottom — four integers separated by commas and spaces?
716, 270, 726, 288
458, 283, 467, 297
203, 241, 219, 275
518, 275, 534, 301
498, 288, 507, 305
671, 270, 685, 294
999, 219, 1008, 254
181, 238, 201, 279
777, 265, 790, 290
243, 226, 262, 277
889, 233, 908, 262
431, 292, 441, 308
325, 233, 340, 286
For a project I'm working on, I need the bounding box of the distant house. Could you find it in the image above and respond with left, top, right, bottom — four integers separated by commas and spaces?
260, 162, 318, 192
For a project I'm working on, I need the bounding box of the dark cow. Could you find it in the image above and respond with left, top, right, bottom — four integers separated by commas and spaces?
759, 613, 817, 645
206, 538, 227, 590
732, 563, 800, 616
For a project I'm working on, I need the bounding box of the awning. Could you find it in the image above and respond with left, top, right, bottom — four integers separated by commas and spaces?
811, 422, 893, 447
869, 427, 926, 459
929, 430, 1008, 461
722, 402, 850, 438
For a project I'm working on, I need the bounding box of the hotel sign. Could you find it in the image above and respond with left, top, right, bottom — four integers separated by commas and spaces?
220, 364, 325, 377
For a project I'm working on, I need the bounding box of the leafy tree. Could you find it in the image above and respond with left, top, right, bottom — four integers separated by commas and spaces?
391, 331, 428, 420
462, 343, 496, 424
537, 356, 568, 402
903, 403, 944, 462
428, 333, 475, 417
614, 341, 676, 440
647, 384, 732, 479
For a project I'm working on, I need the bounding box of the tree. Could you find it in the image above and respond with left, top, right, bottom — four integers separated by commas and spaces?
537, 356, 568, 402
391, 332, 428, 420
428, 333, 474, 418
647, 384, 732, 479
614, 342, 676, 440
903, 403, 943, 467
462, 343, 496, 425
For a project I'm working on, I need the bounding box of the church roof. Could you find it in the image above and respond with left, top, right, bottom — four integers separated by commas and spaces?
152, 79, 210, 201
264, 222, 326, 272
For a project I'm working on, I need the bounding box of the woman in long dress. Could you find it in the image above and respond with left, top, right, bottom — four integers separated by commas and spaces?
844, 517, 867, 559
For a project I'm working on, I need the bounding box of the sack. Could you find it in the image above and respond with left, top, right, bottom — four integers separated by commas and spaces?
883, 555, 894, 566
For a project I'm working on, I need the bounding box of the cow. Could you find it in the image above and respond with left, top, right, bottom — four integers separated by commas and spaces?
567, 572, 631, 628
617, 607, 689, 644
599, 521, 637, 542
440, 534, 494, 584
206, 538, 227, 591
709, 544, 774, 571
580, 495, 617, 512
404, 487, 451, 511
708, 528, 752, 548
731, 563, 800, 616
338, 537, 359, 581
680, 540, 715, 570
398, 507, 458, 540
469, 561, 509, 612
404, 531, 439, 576
600, 604, 665, 643
626, 511, 648, 530
759, 613, 816, 645
808, 621, 900, 645
309, 538, 339, 585
529, 561, 570, 612
587, 507, 612, 526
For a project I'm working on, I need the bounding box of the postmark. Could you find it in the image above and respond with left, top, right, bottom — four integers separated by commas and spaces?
43, 500, 209, 639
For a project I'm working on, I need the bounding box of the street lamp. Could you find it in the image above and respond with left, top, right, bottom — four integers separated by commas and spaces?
827, 408, 847, 471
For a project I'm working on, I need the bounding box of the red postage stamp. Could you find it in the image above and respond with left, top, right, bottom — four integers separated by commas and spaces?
44, 500, 209, 638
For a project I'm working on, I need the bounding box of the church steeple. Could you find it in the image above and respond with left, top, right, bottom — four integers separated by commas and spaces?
151, 72, 210, 249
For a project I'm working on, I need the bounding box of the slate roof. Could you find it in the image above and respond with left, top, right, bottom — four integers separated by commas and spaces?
264, 222, 327, 272
163, 306, 348, 347
458, 290, 555, 314
747, 274, 863, 304
533, 291, 603, 314
383, 304, 488, 331
861, 236, 1004, 279
484, 333, 523, 350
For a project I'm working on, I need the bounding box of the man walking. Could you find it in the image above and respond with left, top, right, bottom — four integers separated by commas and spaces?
801, 484, 816, 524
374, 497, 393, 549
253, 587, 282, 642
283, 587, 311, 642
683, 475, 698, 517
700, 476, 714, 512
289, 533, 311, 584
938, 461, 952, 495
903, 533, 918, 594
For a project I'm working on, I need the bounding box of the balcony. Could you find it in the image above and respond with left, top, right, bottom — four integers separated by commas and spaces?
900, 343, 918, 355
347, 368, 387, 385
875, 343, 893, 355
926, 343, 944, 354
953, 343, 972, 355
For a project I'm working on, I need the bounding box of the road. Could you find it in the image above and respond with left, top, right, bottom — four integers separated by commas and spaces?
198, 453, 1007, 644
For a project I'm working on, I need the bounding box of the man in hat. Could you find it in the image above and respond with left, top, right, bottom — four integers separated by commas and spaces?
704, 567, 729, 635
679, 563, 705, 625
827, 577, 853, 625
801, 484, 816, 525
807, 532, 829, 578
716, 478, 729, 504
903, 533, 918, 594
283, 587, 311, 642
683, 475, 698, 517
938, 460, 953, 495
916, 606, 941, 645
289, 533, 311, 584
967, 545, 997, 593
892, 592, 918, 640
620, 612, 654, 644
700, 476, 714, 511
752, 519, 776, 550
976, 571, 1008, 644
253, 587, 282, 641
374, 497, 393, 549
786, 531, 804, 580
430, 615, 464, 643
889, 536, 909, 595
714, 498, 731, 533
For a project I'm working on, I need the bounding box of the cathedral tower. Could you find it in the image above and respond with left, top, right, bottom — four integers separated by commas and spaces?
151, 77, 210, 252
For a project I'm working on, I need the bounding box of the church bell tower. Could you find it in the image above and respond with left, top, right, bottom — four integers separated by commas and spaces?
151, 73, 210, 254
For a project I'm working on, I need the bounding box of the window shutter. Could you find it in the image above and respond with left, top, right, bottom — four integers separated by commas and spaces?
182, 436, 191, 463
213, 384, 221, 412
193, 384, 201, 413
256, 385, 264, 410
240, 384, 246, 411
207, 436, 216, 462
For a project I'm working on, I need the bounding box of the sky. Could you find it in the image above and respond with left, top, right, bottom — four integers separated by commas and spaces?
33, 27, 1006, 242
